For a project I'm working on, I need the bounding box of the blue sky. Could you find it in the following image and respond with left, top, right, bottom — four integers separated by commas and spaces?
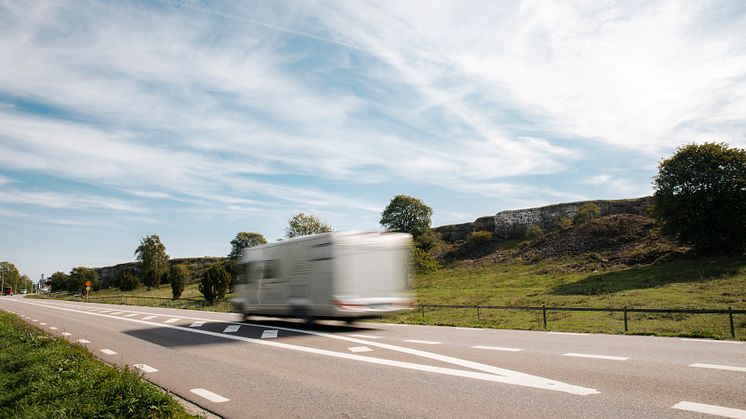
1, 0, 745, 281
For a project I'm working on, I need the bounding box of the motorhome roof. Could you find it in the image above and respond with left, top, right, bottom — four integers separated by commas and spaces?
243, 231, 407, 252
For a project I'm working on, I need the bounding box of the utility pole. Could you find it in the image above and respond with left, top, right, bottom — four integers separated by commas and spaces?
1, 266, 4, 295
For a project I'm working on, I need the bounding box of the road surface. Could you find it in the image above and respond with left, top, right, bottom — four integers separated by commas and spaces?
1, 296, 744, 418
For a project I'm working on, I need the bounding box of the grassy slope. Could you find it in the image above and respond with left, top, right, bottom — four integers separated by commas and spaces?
0, 311, 194, 418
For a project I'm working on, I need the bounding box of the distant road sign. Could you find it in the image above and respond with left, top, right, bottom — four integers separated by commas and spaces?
85, 280, 91, 287
86, 286, 91, 291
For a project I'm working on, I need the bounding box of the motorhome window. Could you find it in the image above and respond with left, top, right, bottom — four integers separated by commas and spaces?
236, 263, 252, 284
264, 260, 280, 279
307, 245, 333, 261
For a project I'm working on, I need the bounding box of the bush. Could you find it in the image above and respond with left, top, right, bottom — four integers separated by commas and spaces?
573, 203, 601, 225
199, 264, 231, 304
412, 247, 439, 274
117, 268, 140, 292
170, 264, 189, 300
467, 230, 493, 244
525, 224, 544, 239
555, 217, 572, 230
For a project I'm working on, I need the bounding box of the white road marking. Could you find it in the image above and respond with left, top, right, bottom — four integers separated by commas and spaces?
404, 339, 441, 345
562, 353, 628, 361
349, 334, 382, 339
223, 325, 240, 333
98, 310, 112, 313
472, 345, 523, 352
549, 332, 588, 336
134, 364, 158, 373
10, 299, 600, 396
681, 338, 743, 345
49, 327, 58, 330
690, 363, 746, 373
32, 319, 37, 322
142, 316, 157, 320
164, 318, 179, 324
124, 313, 138, 317
109, 311, 123, 315
100, 349, 117, 355
672, 401, 746, 418
61, 332, 72, 336
77, 339, 91, 344
453, 327, 482, 330
189, 321, 205, 328
40, 322, 47, 325
348, 346, 372, 353
261, 329, 278, 339
190, 388, 230, 403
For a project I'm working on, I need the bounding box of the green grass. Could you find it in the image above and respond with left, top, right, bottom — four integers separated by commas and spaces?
0, 311, 195, 418
383, 255, 746, 340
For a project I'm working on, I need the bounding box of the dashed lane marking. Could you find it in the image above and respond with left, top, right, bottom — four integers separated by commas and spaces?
164, 318, 179, 324
562, 353, 628, 361
189, 321, 205, 328
681, 338, 743, 345
109, 311, 123, 315
472, 345, 523, 352
32, 319, 38, 322
348, 346, 372, 353
261, 330, 278, 339
134, 364, 158, 373
124, 313, 138, 317
77, 339, 91, 344
404, 339, 441, 345
61, 332, 72, 336
40, 322, 47, 325
223, 325, 240, 333
142, 316, 157, 320
690, 363, 746, 373
100, 349, 117, 355
672, 401, 746, 418
49, 327, 57, 330
190, 388, 230, 403
349, 334, 382, 339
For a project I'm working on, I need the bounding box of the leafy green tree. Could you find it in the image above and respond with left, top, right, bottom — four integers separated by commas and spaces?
68, 267, 99, 293
380, 195, 433, 240
116, 268, 140, 292
135, 234, 169, 290
199, 263, 231, 304
170, 264, 190, 300
48, 271, 69, 292
228, 232, 267, 259
18, 275, 32, 292
411, 247, 439, 274
573, 203, 601, 225
653, 142, 746, 252
285, 212, 332, 238
0, 261, 20, 291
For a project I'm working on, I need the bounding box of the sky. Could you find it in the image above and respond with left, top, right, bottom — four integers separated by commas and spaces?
1, 0, 745, 281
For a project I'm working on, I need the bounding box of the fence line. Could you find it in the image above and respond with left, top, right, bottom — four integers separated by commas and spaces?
416, 304, 744, 338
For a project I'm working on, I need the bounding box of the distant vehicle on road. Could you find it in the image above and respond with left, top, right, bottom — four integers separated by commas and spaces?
233, 231, 414, 322
20, 288, 27, 294
2, 286, 13, 296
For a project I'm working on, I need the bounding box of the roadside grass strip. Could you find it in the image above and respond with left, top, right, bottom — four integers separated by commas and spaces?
689, 363, 746, 373
0, 311, 193, 418
190, 388, 230, 403
672, 401, 746, 418
562, 353, 628, 361
472, 346, 523, 352
14, 300, 601, 396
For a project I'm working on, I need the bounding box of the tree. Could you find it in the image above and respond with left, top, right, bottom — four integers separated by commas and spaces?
170, 264, 190, 300
573, 203, 601, 225
199, 263, 231, 304
285, 212, 332, 238
380, 195, 433, 240
228, 232, 267, 259
48, 271, 69, 292
0, 261, 20, 291
135, 234, 169, 290
68, 267, 99, 293
653, 142, 746, 252
116, 268, 140, 292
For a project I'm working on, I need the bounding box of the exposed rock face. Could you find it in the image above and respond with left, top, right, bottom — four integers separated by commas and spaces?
434, 197, 652, 242
95, 257, 226, 288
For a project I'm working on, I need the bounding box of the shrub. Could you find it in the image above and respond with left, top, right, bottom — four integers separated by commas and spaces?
412, 247, 439, 274
525, 224, 544, 239
117, 268, 140, 292
555, 216, 572, 230
573, 203, 601, 225
199, 263, 231, 304
170, 264, 189, 300
467, 230, 493, 244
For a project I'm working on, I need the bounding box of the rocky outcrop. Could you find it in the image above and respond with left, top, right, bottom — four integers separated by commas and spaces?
95, 256, 226, 288
434, 197, 652, 242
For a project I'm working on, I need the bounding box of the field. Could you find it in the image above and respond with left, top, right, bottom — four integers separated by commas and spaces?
0, 310, 194, 418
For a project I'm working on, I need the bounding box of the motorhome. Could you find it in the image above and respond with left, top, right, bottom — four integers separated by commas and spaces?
233, 231, 414, 322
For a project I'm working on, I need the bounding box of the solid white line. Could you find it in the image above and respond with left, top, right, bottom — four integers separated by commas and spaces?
77, 339, 91, 344
61, 332, 72, 336
672, 401, 746, 418
404, 339, 441, 345
9, 299, 600, 395
348, 346, 372, 353
49, 327, 57, 330
690, 363, 746, 373
134, 364, 158, 373
261, 329, 278, 339
164, 318, 179, 324
681, 338, 743, 345
349, 334, 382, 339
124, 313, 138, 317
562, 353, 628, 361
190, 388, 229, 403
109, 312, 123, 315
472, 345, 523, 352
100, 349, 117, 355
223, 325, 240, 333
549, 332, 588, 336
189, 321, 205, 328
142, 316, 157, 320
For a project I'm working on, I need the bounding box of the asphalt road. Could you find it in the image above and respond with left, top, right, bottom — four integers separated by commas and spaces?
2, 296, 744, 418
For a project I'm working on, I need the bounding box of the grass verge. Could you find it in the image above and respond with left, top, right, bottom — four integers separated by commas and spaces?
0, 310, 195, 418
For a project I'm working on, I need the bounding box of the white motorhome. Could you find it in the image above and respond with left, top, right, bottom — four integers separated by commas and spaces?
233, 231, 414, 322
